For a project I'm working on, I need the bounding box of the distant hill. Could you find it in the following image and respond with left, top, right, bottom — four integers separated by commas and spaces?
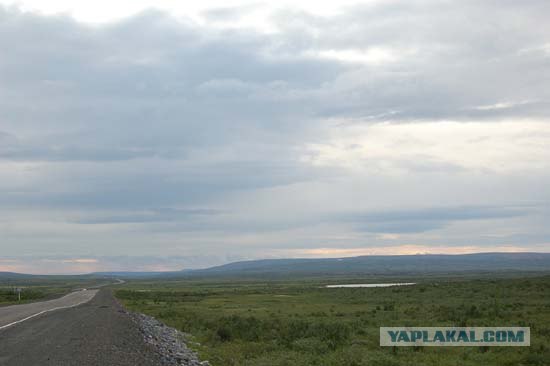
179, 252, 550, 278
89, 271, 171, 279
0, 272, 37, 280
3, 253, 550, 279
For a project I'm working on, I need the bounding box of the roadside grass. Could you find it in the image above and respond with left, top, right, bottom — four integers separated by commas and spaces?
116, 275, 550, 366
0, 288, 48, 304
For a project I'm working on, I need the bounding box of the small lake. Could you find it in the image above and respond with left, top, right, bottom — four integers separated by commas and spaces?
325, 283, 416, 288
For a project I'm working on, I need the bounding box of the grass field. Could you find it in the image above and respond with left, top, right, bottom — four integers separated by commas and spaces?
116, 275, 550, 366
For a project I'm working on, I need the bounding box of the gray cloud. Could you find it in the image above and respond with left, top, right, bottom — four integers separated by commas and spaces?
201, 4, 261, 22
0, 140, 164, 161
75, 207, 223, 224
0, 2, 549, 271
0, 159, 334, 209
267, 1, 550, 121
336, 205, 535, 234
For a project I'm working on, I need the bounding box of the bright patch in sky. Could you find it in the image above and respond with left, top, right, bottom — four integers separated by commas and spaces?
305, 120, 550, 173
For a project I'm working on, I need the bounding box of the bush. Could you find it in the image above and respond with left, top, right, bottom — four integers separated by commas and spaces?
215, 315, 264, 342
292, 337, 329, 354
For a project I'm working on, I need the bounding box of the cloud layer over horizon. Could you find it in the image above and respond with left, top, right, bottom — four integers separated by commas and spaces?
1, 1, 549, 273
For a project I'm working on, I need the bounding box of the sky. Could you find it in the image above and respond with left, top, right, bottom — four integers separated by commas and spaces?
0, 0, 549, 274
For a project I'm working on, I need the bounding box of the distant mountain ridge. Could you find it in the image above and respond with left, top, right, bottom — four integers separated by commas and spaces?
0, 272, 37, 279
181, 252, 550, 278
2, 253, 550, 279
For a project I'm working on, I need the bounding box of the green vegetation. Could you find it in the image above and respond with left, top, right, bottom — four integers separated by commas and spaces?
0, 287, 51, 304
116, 275, 550, 366
0, 277, 110, 305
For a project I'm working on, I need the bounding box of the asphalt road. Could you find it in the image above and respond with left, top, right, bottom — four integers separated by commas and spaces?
0, 289, 163, 366
0, 289, 98, 329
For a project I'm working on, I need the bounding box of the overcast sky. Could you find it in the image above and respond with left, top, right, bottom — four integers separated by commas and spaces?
1, 0, 549, 274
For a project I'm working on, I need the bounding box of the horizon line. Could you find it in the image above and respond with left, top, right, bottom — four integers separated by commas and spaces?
1, 251, 549, 276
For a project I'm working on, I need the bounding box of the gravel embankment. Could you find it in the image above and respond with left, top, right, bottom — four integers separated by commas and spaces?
129, 312, 210, 366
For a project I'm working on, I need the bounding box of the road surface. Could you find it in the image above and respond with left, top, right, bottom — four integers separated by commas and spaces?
0, 289, 98, 330
0, 289, 162, 366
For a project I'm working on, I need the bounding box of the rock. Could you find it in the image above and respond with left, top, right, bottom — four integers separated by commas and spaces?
129, 312, 204, 366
